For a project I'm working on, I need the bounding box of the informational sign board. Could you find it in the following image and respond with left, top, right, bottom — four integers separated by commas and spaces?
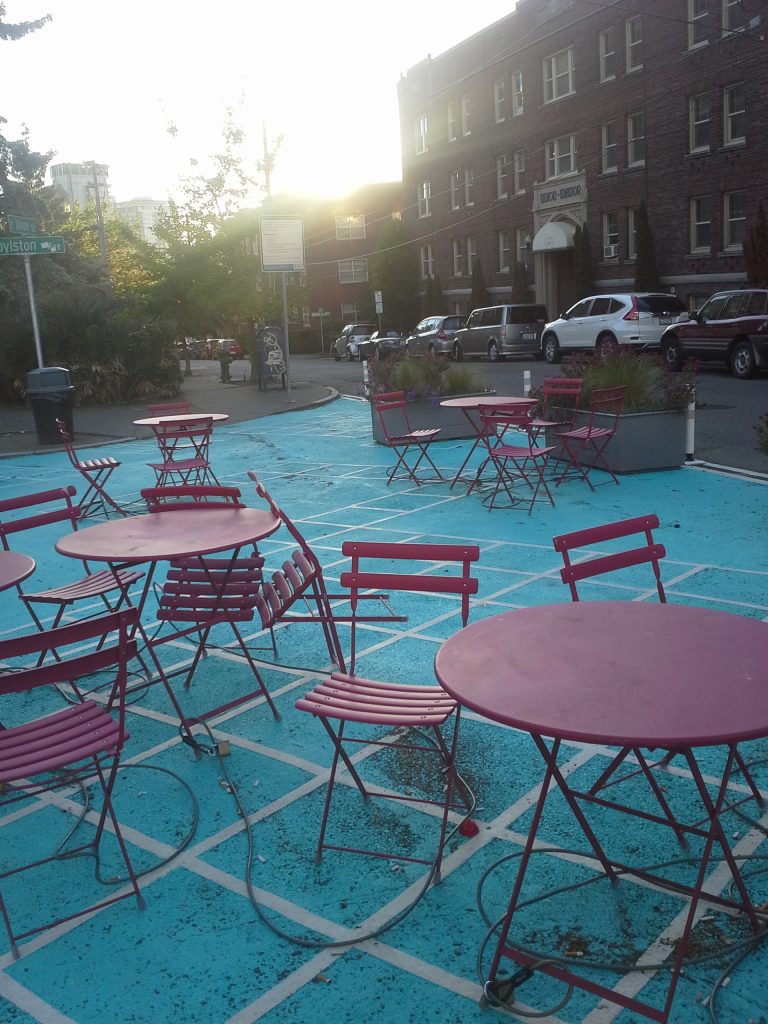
255, 325, 287, 391
259, 217, 305, 272
7, 214, 37, 235
0, 235, 65, 256
375, 290, 383, 314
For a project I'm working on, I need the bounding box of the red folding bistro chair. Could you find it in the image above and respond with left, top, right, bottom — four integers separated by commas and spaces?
472, 407, 555, 514
148, 416, 220, 488
554, 385, 625, 490
0, 609, 144, 959
0, 486, 144, 646
55, 418, 127, 520
296, 540, 480, 878
146, 401, 192, 417
529, 376, 583, 444
371, 391, 443, 485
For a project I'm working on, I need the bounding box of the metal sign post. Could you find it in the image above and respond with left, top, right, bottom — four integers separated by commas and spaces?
259, 216, 306, 403
0, 220, 64, 369
311, 308, 330, 352
23, 256, 44, 368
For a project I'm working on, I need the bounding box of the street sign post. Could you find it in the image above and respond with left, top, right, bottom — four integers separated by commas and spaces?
258, 217, 306, 401
0, 233, 66, 368
311, 309, 331, 353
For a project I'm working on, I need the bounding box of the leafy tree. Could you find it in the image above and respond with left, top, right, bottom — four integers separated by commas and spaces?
573, 224, 595, 298
0, 3, 51, 42
743, 200, 768, 287
370, 218, 420, 330
469, 258, 491, 310
633, 199, 662, 291
510, 261, 530, 303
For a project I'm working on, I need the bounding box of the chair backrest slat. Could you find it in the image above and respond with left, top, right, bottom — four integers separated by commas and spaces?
0, 486, 80, 546
141, 484, 243, 512
147, 401, 192, 417
371, 391, 414, 440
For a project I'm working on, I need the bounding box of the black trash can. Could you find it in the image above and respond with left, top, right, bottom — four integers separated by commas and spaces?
26, 367, 75, 446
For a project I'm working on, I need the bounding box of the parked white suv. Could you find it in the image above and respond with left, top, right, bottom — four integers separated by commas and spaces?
541, 293, 687, 364
332, 323, 377, 361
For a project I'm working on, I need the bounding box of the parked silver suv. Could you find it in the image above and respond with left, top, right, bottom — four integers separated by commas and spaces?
452, 304, 549, 362
332, 323, 377, 361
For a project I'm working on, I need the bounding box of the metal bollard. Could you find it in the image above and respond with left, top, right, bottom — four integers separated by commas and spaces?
362, 359, 371, 398
685, 385, 696, 461
523, 369, 531, 396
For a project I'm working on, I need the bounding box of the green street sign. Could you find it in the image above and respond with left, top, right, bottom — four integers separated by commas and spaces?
7, 214, 38, 234
0, 235, 65, 256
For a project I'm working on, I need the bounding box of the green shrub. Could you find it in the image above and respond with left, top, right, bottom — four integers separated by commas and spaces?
368, 354, 486, 400
559, 350, 696, 412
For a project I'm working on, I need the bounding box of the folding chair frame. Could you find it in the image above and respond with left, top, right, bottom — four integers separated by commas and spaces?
473, 408, 555, 515
371, 391, 443, 486
55, 418, 127, 520
554, 385, 625, 490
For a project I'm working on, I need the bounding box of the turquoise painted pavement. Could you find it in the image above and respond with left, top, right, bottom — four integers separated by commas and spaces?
0, 397, 767, 1024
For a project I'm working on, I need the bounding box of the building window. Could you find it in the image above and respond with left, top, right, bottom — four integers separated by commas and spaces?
341, 301, 359, 321
339, 257, 369, 283
418, 180, 431, 218
498, 230, 511, 273
544, 48, 574, 103
450, 170, 461, 210
625, 16, 643, 72
599, 28, 616, 82
690, 196, 712, 252
514, 150, 526, 193
452, 238, 464, 277
603, 212, 619, 259
723, 0, 748, 33
461, 95, 471, 136
688, 0, 709, 48
689, 94, 710, 151
420, 244, 433, 279
627, 207, 639, 259
494, 79, 506, 123
447, 102, 458, 142
512, 70, 524, 115
627, 112, 645, 166
466, 236, 477, 273
415, 115, 428, 155
335, 214, 366, 239
516, 228, 530, 268
546, 135, 577, 179
464, 167, 474, 207
496, 154, 509, 199
602, 121, 618, 173
724, 83, 746, 144
724, 190, 746, 248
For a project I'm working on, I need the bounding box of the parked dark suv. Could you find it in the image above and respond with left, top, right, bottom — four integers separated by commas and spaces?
660, 289, 768, 379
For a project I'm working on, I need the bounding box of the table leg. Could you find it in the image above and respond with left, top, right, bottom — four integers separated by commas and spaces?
449, 410, 485, 490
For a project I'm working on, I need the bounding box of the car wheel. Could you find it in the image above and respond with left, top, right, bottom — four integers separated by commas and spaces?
346, 347, 356, 362
596, 333, 619, 358
731, 340, 755, 379
333, 348, 341, 362
452, 341, 463, 361
543, 333, 561, 364
428, 343, 435, 357
488, 340, 504, 362
661, 336, 683, 371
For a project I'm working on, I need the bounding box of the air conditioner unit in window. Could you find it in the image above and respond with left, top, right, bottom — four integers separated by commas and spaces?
604, 243, 618, 259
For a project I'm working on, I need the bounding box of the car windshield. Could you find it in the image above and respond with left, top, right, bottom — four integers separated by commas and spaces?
638, 295, 687, 316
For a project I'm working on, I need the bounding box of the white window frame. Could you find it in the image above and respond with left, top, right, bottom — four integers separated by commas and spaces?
338, 257, 369, 284
450, 170, 461, 210
335, 214, 366, 240
602, 121, 618, 173
516, 228, 530, 268
544, 47, 575, 103
690, 196, 712, 252
340, 301, 358, 321
625, 16, 643, 72
599, 28, 616, 82
464, 167, 474, 207
447, 102, 458, 142
689, 94, 710, 152
627, 112, 645, 166
514, 150, 525, 193
603, 212, 619, 258
545, 135, 577, 179
494, 78, 506, 123
420, 244, 434, 280
418, 180, 431, 218
452, 238, 464, 277
466, 236, 477, 274
415, 114, 428, 155
461, 95, 471, 136
496, 154, 509, 199
688, 0, 709, 48
723, 0, 748, 33
724, 190, 746, 249
498, 230, 511, 273
512, 70, 524, 115
627, 207, 639, 259
724, 83, 746, 144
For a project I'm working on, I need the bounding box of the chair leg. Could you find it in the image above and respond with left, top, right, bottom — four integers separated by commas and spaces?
314, 718, 370, 864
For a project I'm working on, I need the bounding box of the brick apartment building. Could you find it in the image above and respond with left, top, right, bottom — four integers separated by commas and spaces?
396, 0, 767, 320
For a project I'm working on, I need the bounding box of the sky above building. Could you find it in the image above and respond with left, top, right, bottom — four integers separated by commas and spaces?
3, 0, 516, 205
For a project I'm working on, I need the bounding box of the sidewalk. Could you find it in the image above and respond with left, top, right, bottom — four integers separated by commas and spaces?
0, 361, 337, 458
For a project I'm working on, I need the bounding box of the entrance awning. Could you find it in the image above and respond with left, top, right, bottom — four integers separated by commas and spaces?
532, 221, 576, 253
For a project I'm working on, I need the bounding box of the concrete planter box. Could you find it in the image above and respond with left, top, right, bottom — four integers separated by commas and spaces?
370, 392, 492, 443
554, 408, 687, 473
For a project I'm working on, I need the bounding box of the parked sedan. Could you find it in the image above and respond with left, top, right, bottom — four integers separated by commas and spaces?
660, 288, 768, 379
541, 293, 688, 364
405, 314, 467, 357
332, 322, 377, 361
369, 329, 406, 359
